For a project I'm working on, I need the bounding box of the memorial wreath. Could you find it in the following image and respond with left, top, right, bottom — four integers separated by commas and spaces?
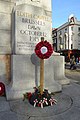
35, 40, 53, 59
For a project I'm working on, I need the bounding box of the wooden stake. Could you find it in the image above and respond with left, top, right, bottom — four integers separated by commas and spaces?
40, 37, 44, 95
40, 59, 44, 95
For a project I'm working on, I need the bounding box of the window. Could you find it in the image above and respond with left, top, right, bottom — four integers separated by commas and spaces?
53, 33, 57, 37
71, 44, 73, 49
64, 35, 67, 49
60, 31, 62, 35
65, 28, 67, 31
53, 38, 57, 43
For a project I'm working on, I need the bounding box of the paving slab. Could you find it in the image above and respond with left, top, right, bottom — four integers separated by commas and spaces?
0, 82, 80, 120
9, 93, 72, 117
61, 106, 80, 120
0, 111, 18, 120
0, 97, 10, 112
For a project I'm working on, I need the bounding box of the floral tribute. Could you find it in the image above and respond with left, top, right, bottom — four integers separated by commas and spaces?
35, 40, 53, 59
0, 82, 5, 96
23, 87, 57, 108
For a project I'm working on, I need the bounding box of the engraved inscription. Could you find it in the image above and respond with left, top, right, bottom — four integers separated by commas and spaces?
15, 7, 52, 54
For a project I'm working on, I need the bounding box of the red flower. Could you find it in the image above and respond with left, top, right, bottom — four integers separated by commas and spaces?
0, 82, 5, 96
35, 41, 53, 59
27, 92, 32, 100
37, 103, 40, 107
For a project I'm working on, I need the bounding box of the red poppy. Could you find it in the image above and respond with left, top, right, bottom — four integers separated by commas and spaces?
0, 82, 5, 96
27, 92, 32, 100
35, 41, 53, 59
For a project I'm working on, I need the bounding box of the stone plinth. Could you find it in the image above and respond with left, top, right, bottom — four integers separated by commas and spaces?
53, 55, 70, 85
6, 54, 62, 100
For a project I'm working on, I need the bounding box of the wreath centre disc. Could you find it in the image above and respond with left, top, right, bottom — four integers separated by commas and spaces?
40, 46, 48, 54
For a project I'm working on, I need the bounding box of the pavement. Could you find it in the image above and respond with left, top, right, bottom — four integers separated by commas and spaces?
0, 63, 80, 120
65, 62, 80, 82
0, 81, 80, 120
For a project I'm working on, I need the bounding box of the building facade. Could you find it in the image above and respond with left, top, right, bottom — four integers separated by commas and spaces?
52, 28, 57, 51
52, 14, 80, 61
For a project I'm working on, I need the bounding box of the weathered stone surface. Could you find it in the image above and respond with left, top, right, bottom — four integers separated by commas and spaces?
16, 0, 52, 11
0, 1, 13, 13
0, 55, 11, 85
0, 1, 15, 54
0, 55, 6, 84
53, 55, 70, 85
0, 0, 14, 2
14, 4, 52, 54
0, 30, 11, 54
44, 55, 62, 92
0, 13, 11, 30
6, 54, 62, 100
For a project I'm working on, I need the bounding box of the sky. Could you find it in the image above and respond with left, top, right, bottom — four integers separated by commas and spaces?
52, 0, 80, 28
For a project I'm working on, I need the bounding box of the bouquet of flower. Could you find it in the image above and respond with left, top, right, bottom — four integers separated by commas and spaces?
23, 87, 57, 108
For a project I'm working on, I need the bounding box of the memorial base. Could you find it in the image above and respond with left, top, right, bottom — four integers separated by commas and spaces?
53, 55, 70, 85
6, 54, 62, 100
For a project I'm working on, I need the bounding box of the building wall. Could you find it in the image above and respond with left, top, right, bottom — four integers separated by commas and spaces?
57, 25, 69, 51
52, 15, 80, 52
0, 0, 15, 54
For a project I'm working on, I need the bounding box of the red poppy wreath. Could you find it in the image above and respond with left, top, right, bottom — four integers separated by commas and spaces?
0, 82, 5, 96
35, 41, 53, 59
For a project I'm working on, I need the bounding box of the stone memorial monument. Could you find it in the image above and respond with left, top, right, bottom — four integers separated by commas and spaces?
0, 0, 70, 100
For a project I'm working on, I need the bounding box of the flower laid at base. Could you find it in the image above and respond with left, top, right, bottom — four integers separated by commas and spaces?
23, 87, 57, 108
